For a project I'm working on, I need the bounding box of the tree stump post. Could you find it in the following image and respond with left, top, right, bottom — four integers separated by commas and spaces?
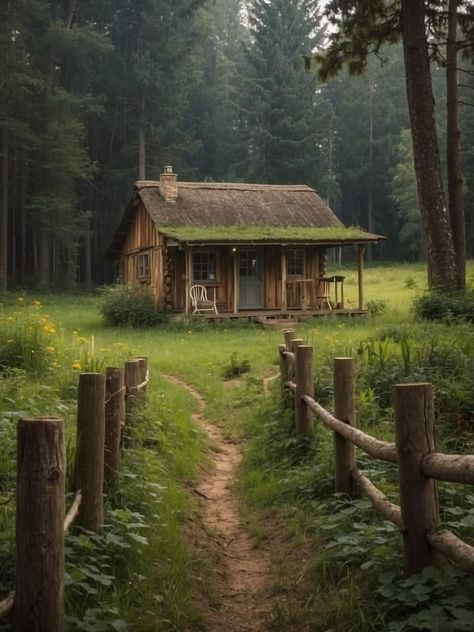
125, 359, 141, 422
283, 329, 296, 352
104, 367, 125, 492
13, 417, 65, 631
295, 344, 314, 437
334, 358, 356, 495
75, 373, 106, 532
394, 382, 440, 575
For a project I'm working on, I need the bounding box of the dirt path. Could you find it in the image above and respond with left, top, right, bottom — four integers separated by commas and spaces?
163, 375, 273, 631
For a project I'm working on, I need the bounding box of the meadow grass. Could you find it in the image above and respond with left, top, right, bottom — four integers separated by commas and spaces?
0, 261, 473, 630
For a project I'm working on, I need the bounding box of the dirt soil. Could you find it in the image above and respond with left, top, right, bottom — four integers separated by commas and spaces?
164, 375, 274, 631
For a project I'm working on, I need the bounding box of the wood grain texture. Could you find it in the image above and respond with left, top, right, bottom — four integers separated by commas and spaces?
334, 358, 356, 494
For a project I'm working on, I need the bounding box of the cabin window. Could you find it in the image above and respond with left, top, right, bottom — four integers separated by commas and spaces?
286, 248, 304, 277
193, 250, 217, 282
137, 253, 150, 280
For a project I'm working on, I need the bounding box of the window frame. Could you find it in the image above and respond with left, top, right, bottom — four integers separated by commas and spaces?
137, 252, 151, 281
192, 249, 219, 283
286, 248, 305, 277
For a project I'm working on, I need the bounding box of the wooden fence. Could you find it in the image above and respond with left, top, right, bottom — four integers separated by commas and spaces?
279, 329, 474, 576
0, 356, 149, 630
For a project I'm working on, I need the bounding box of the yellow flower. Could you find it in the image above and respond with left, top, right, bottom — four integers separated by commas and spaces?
17, 296, 24, 304
32, 300, 41, 309
71, 361, 81, 370
43, 324, 56, 335
46, 346, 55, 353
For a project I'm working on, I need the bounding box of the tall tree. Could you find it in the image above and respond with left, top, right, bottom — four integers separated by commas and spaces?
314, 0, 474, 290
238, 0, 327, 185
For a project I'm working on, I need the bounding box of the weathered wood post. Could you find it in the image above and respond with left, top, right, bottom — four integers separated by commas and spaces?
295, 344, 314, 436
13, 417, 65, 631
104, 367, 125, 492
124, 359, 141, 422
394, 383, 440, 575
278, 343, 288, 396
76, 373, 106, 532
283, 329, 296, 352
334, 358, 356, 495
137, 356, 149, 397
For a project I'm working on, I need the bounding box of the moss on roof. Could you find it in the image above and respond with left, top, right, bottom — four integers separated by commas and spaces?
159, 224, 381, 243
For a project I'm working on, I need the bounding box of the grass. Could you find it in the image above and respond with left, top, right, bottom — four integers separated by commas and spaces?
1, 260, 474, 630
159, 224, 379, 242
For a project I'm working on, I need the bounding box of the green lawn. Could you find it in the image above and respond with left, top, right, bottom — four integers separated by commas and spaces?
0, 261, 473, 630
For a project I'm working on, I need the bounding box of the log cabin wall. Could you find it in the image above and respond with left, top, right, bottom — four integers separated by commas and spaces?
264, 246, 281, 309
119, 203, 161, 302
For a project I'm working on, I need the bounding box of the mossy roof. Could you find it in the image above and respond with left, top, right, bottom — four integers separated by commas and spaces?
106, 181, 384, 259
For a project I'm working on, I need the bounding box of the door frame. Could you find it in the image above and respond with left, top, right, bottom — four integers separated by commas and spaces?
238, 247, 264, 309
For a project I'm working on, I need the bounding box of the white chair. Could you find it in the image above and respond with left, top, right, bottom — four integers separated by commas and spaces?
190, 285, 218, 315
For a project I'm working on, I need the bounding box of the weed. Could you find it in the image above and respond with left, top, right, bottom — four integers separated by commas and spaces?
221, 352, 251, 379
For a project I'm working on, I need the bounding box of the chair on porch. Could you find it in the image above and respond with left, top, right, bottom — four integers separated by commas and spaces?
190, 285, 218, 315
316, 278, 333, 311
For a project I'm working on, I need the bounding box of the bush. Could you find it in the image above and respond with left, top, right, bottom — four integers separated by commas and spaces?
366, 298, 387, 316
0, 298, 57, 374
221, 352, 251, 379
414, 290, 474, 323
99, 285, 168, 328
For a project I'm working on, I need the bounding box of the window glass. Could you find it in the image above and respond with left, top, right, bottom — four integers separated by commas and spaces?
286, 248, 304, 276
138, 253, 150, 279
193, 250, 217, 282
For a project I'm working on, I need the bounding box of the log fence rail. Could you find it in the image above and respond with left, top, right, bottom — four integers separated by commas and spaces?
279, 330, 474, 576
0, 355, 149, 629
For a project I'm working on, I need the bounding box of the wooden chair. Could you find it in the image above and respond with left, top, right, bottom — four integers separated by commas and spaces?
190, 285, 218, 315
316, 278, 333, 311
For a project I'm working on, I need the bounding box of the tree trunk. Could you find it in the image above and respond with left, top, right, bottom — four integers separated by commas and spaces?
0, 124, 8, 292
446, 0, 466, 289
401, 0, 458, 290
367, 76, 374, 262
38, 226, 50, 289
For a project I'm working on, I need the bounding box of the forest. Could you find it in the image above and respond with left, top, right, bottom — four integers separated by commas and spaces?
1, 0, 474, 291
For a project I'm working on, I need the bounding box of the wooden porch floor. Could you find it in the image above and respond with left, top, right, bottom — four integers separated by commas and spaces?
180, 308, 367, 321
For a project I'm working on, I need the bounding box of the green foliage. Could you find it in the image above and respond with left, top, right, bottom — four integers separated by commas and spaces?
366, 298, 387, 316
99, 285, 168, 328
221, 352, 251, 379
413, 290, 474, 323
0, 298, 57, 373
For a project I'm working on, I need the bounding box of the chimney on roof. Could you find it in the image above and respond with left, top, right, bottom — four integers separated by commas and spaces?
159, 165, 178, 202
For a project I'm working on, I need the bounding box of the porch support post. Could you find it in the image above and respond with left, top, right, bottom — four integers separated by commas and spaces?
357, 244, 367, 310
233, 247, 239, 315
281, 246, 287, 312
185, 246, 192, 315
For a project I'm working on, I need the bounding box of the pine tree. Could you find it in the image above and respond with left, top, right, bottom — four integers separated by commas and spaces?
238, 0, 327, 185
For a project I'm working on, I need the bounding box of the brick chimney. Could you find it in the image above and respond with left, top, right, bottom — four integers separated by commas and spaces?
159, 166, 178, 201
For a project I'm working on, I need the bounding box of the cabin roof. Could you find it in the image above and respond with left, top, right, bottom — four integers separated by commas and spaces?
105, 180, 384, 259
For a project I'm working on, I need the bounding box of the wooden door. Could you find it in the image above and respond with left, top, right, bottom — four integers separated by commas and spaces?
239, 249, 263, 309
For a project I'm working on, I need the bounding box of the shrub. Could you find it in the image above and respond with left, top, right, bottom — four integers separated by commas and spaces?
221, 352, 251, 379
366, 298, 387, 316
0, 298, 57, 374
413, 290, 474, 323
99, 285, 168, 328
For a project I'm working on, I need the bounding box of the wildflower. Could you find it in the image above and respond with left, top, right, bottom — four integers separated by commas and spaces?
43, 324, 56, 335
32, 300, 41, 309
71, 361, 81, 370
17, 296, 24, 304
46, 346, 55, 353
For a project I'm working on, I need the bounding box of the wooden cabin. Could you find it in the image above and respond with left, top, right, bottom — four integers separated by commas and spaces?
105, 167, 384, 318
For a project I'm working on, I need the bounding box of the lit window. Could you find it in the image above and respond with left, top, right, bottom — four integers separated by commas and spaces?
286, 249, 304, 276
193, 250, 217, 282
137, 253, 150, 280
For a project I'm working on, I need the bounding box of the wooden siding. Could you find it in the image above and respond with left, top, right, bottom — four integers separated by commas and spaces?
119, 203, 162, 301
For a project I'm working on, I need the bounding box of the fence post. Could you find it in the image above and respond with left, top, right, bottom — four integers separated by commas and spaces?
13, 417, 65, 631
104, 367, 125, 492
394, 383, 440, 575
295, 344, 314, 437
76, 373, 106, 532
283, 329, 296, 352
137, 356, 149, 396
278, 343, 288, 396
125, 359, 141, 422
334, 358, 356, 495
